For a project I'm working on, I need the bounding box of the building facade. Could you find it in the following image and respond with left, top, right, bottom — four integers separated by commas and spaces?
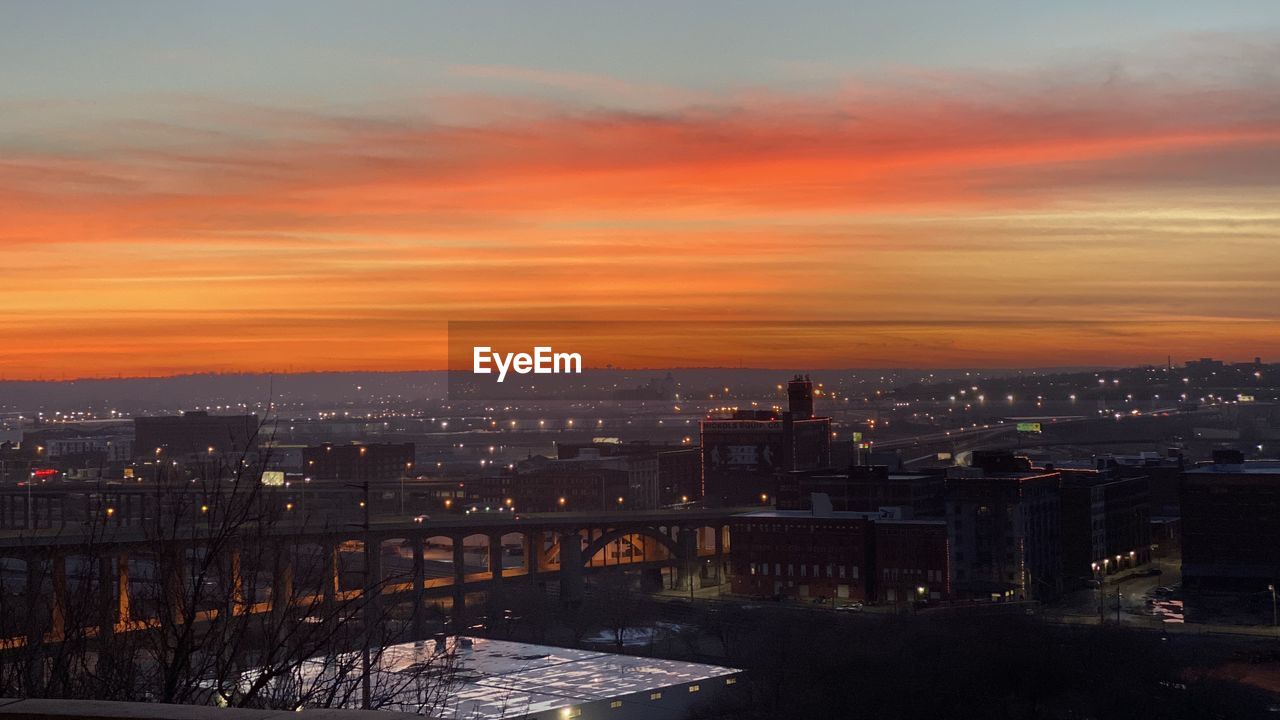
729, 509, 948, 604
1182, 458, 1280, 590
777, 465, 944, 518
302, 442, 416, 482
701, 376, 831, 506
945, 454, 1061, 600
1058, 468, 1151, 583
134, 411, 259, 458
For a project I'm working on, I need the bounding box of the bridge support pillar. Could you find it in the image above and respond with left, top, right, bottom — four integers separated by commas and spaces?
97, 554, 117, 641
51, 554, 67, 639
116, 553, 130, 626
675, 527, 701, 592
320, 539, 338, 615
227, 548, 245, 608
641, 567, 665, 593
713, 525, 726, 586
272, 545, 295, 627
94, 553, 121, 677
523, 531, 540, 585
165, 546, 188, 625
452, 537, 466, 621
24, 554, 46, 690
364, 538, 383, 642
411, 535, 426, 639
489, 533, 505, 586
558, 532, 583, 606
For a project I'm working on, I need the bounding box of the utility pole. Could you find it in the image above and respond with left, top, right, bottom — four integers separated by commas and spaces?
1270, 583, 1277, 641
361, 479, 371, 710
1095, 566, 1105, 624
346, 480, 373, 709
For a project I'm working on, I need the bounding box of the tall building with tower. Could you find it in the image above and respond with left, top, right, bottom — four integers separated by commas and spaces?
700, 375, 831, 506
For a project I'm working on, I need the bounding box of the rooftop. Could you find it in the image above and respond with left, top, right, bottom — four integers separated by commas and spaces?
735, 510, 943, 525
301, 638, 740, 720
1186, 460, 1280, 475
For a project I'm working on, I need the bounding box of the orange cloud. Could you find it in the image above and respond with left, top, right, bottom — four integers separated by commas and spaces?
2, 62, 1279, 378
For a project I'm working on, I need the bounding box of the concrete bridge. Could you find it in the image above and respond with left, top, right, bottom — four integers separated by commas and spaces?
0, 508, 739, 651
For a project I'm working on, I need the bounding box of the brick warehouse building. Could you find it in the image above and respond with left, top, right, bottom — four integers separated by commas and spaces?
700, 376, 831, 506
729, 508, 949, 604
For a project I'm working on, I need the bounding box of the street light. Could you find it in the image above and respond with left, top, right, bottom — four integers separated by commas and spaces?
1269, 584, 1277, 641
401, 461, 413, 516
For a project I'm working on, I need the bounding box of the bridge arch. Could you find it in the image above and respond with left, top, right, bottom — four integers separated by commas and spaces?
580, 525, 680, 566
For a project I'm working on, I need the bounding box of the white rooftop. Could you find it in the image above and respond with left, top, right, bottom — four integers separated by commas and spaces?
303, 637, 740, 719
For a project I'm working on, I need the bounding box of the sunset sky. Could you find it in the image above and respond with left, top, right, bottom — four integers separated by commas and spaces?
3, 1, 1280, 378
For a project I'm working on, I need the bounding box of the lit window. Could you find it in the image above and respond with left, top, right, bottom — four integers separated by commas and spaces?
649, 692, 662, 700
610, 700, 622, 709
725, 677, 737, 685
688, 684, 700, 693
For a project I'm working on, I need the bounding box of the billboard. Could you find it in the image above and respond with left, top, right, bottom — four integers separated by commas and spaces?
1016, 422, 1042, 433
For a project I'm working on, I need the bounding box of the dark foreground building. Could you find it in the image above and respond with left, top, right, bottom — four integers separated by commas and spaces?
134, 410, 259, 458
557, 440, 700, 506
303, 442, 416, 482
1182, 455, 1280, 590
729, 507, 949, 604
1058, 467, 1151, 583
945, 452, 1061, 601
777, 464, 945, 518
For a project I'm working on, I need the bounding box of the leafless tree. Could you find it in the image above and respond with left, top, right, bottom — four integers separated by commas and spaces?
0, 417, 461, 715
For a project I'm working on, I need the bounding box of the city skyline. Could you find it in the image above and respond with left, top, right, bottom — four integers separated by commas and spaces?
4, 2, 1280, 378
